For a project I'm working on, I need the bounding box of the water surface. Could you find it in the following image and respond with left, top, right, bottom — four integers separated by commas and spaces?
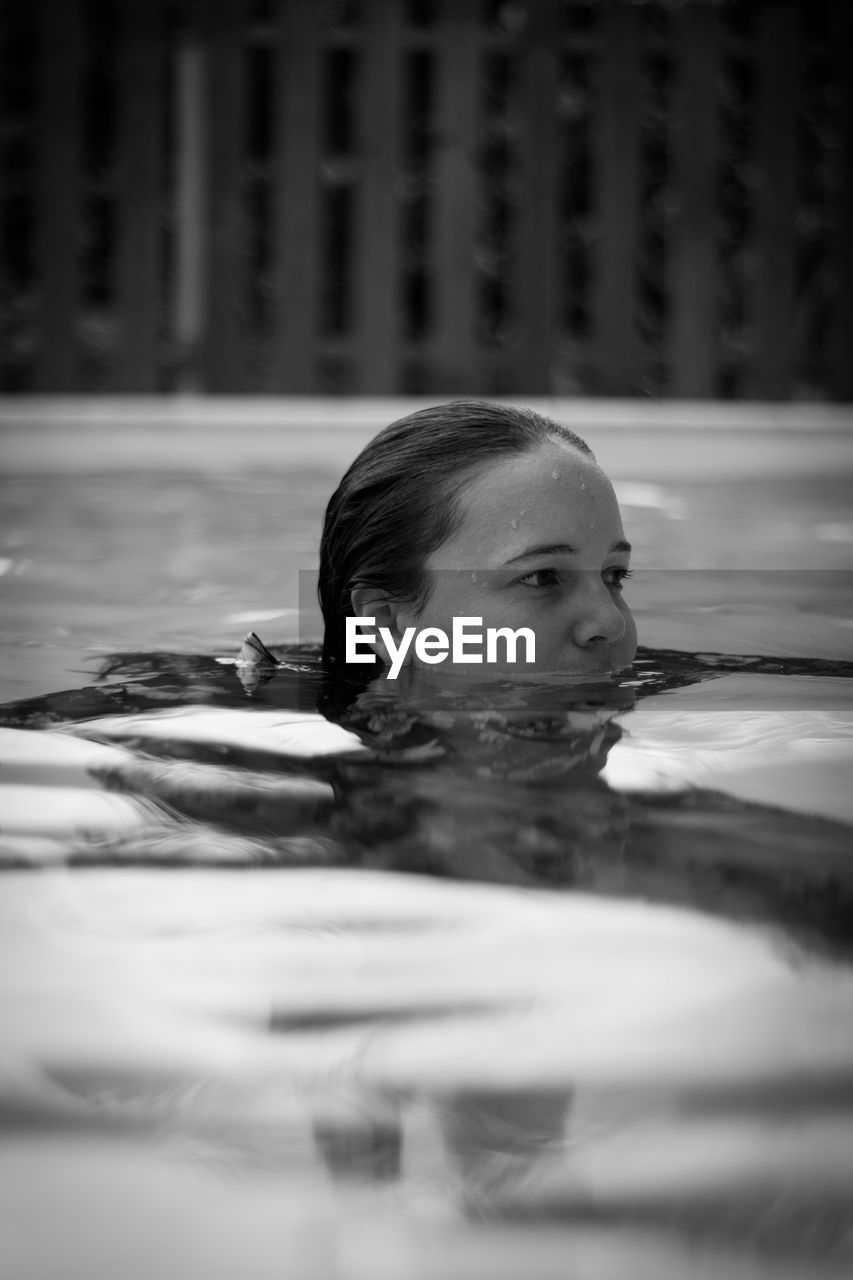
1, 465, 852, 1279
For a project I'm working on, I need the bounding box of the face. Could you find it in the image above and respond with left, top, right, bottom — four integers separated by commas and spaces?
392, 441, 637, 680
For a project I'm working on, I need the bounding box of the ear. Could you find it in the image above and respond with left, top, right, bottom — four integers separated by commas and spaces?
349, 586, 414, 668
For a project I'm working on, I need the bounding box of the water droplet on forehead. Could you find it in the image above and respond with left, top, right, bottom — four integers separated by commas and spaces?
509, 518, 518, 529
551, 470, 560, 479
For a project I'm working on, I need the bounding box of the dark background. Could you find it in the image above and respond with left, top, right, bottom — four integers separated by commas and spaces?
1, 0, 851, 398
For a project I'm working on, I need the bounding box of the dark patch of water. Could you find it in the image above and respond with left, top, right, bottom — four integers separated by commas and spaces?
1, 645, 852, 958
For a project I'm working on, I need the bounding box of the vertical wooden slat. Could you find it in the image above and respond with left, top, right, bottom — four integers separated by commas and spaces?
592, 0, 642, 394
432, 0, 481, 393
831, 3, 853, 401
353, 0, 403, 393
35, 0, 81, 390
0, 2, 9, 389
173, 37, 206, 391
114, 0, 163, 391
514, 0, 560, 393
751, 0, 800, 399
271, 0, 322, 392
668, 3, 719, 397
201, 0, 245, 392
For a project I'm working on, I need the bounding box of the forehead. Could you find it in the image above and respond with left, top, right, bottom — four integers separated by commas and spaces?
428, 441, 623, 567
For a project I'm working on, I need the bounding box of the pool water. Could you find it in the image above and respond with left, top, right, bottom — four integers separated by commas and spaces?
1, 457, 853, 1279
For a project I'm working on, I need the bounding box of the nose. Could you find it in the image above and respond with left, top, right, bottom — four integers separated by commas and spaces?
570, 573, 627, 649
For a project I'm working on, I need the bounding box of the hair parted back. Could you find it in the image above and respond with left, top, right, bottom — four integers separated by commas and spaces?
318, 400, 594, 671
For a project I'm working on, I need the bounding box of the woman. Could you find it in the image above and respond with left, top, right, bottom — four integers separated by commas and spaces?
319, 400, 636, 697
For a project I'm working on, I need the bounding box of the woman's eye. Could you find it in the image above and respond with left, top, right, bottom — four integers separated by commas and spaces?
517, 569, 559, 589
604, 567, 633, 590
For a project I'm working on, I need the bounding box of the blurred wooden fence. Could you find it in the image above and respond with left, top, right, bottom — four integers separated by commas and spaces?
1, 0, 851, 398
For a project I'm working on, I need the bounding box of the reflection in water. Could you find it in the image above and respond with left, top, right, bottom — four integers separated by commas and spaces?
1, 643, 852, 951
2, 865, 853, 1273
437, 1088, 574, 1220
312, 1085, 574, 1217
312, 1089, 404, 1185
1, 645, 853, 1274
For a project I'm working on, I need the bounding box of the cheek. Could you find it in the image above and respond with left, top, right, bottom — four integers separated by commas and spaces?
416, 575, 484, 629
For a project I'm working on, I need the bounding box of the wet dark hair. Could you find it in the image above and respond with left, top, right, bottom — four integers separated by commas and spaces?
318, 400, 594, 680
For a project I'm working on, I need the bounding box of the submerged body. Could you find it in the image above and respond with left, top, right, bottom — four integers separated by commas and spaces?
2, 402, 852, 1276
2, 643, 851, 952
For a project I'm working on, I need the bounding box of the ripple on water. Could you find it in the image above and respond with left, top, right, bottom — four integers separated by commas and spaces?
1, 646, 853, 1276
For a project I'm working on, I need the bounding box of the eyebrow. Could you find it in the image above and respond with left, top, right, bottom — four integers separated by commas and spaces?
503, 540, 632, 565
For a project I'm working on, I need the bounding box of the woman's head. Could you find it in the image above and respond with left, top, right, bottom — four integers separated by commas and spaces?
319, 400, 636, 684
